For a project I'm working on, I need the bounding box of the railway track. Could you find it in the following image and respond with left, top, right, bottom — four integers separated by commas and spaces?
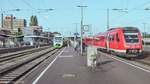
0, 46, 50, 63
0, 47, 51, 71
0, 46, 63, 84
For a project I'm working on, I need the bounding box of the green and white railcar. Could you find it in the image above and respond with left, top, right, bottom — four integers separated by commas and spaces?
53, 35, 63, 48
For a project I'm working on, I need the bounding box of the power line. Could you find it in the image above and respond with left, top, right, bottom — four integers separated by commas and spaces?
112, 0, 150, 25
8, 0, 19, 8
131, 0, 150, 10
22, 0, 35, 9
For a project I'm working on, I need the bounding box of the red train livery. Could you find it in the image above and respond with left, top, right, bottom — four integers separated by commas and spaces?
84, 27, 143, 57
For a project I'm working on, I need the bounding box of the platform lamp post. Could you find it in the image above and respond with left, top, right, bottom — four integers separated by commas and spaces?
144, 8, 150, 38
143, 23, 146, 38
1, 9, 20, 28
107, 8, 109, 30
77, 5, 88, 55
143, 23, 146, 45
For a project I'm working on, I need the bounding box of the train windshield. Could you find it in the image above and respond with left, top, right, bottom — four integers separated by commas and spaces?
55, 37, 62, 42
124, 32, 139, 43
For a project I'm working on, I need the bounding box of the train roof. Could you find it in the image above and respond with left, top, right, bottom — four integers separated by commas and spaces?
87, 27, 140, 38
107, 27, 139, 31
24, 35, 50, 39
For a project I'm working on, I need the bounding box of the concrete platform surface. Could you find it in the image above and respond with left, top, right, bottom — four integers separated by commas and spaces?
23, 47, 150, 84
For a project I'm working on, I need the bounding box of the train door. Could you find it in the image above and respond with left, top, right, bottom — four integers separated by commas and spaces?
109, 34, 115, 50
115, 33, 120, 49
106, 34, 110, 51
112, 32, 119, 50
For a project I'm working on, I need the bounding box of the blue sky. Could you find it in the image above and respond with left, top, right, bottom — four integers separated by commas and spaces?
1, 0, 150, 36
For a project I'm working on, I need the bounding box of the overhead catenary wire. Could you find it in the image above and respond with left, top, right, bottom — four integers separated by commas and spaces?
112, 0, 150, 26
131, 0, 150, 10
8, 0, 19, 9
22, 0, 36, 9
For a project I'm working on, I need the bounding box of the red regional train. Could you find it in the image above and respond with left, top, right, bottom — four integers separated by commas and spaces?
84, 27, 143, 58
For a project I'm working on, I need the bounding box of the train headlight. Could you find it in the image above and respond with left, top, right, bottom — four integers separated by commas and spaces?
125, 45, 129, 48
136, 45, 140, 48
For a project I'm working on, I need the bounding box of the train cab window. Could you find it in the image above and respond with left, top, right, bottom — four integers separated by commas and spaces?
124, 32, 139, 43
123, 28, 139, 43
116, 33, 120, 42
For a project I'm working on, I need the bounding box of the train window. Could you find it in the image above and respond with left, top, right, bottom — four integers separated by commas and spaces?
116, 33, 119, 42
124, 33, 139, 43
55, 37, 62, 42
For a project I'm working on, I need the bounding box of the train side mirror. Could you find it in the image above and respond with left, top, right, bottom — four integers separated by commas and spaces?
117, 38, 120, 42
95, 38, 100, 41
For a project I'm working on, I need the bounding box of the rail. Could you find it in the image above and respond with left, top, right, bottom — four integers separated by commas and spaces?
0, 46, 50, 62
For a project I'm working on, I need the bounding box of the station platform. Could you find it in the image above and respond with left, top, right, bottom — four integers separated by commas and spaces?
26, 47, 150, 84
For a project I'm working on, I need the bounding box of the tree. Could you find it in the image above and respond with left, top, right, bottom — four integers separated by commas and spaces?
29, 15, 38, 26
16, 28, 24, 46
53, 32, 61, 36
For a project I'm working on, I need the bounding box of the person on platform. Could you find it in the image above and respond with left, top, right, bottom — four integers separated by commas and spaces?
74, 41, 78, 51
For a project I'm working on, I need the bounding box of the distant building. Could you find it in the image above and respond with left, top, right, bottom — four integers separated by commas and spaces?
13, 19, 27, 31
3, 16, 14, 30
3, 15, 27, 32
30, 26, 43, 33
23, 26, 43, 36
41, 32, 53, 37
23, 26, 50, 46
0, 28, 16, 48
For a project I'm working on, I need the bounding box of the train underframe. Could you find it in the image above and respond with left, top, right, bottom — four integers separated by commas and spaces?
97, 47, 143, 58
